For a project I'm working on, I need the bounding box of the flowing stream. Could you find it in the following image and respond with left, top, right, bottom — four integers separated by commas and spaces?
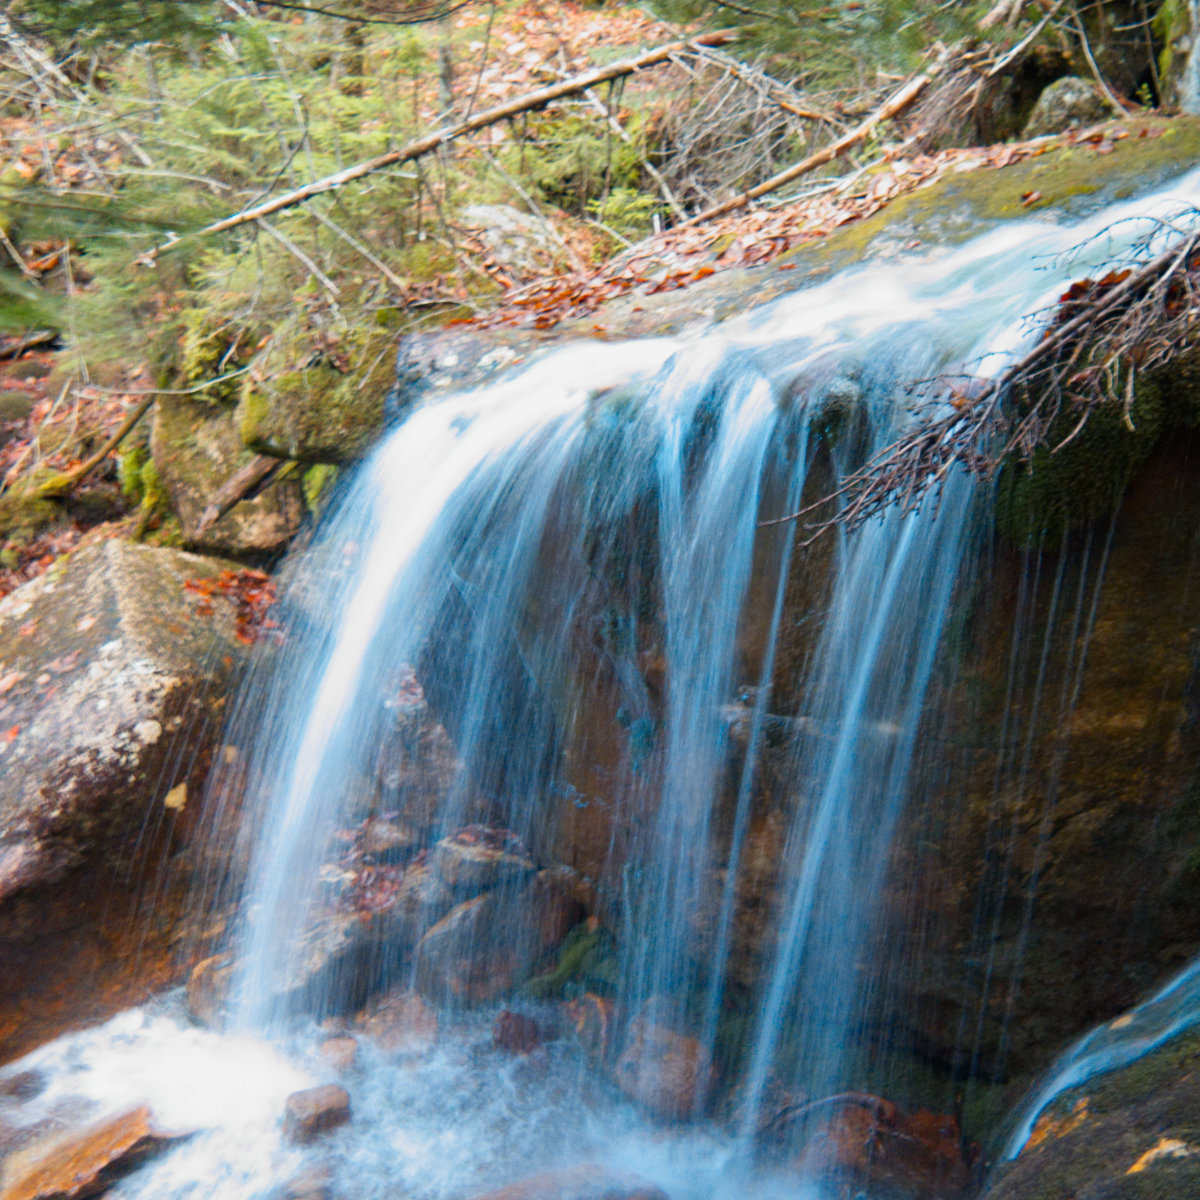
4, 168, 1200, 1200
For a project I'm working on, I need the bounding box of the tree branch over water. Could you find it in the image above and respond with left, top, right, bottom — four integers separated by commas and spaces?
764, 221, 1200, 538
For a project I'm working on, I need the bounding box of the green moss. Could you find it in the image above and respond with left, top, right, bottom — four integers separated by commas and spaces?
179, 308, 256, 404
995, 372, 1164, 545
238, 322, 393, 464
117, 445, 149, 503
523, 920, 618, 998
301, 463, 338, 516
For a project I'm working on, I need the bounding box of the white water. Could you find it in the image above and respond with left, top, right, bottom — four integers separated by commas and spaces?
6, 169, 1200, 1200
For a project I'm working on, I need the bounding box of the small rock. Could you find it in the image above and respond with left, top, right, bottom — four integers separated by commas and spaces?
353, 988, 437, 1055
185, 954, 233, 1028
0, 1105, 185, 1200
492, 1011, 540, 1055
318, 1036, 359, 1074
282, 1084, 350, 1146
1022, 76, 1108, 138
0, 1070, 44, 1101
612, 1021, 715, 1120
466, 1165, 669, 1200
433, 829, 535, 892
361, 815, 418, 861
277, 1163, 332, 1200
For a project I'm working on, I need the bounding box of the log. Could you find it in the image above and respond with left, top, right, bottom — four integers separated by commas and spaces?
684, 70, 933, 225
141, 31, 737, 262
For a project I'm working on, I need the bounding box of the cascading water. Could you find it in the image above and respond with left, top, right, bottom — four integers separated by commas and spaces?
4, 167, 1200, 1200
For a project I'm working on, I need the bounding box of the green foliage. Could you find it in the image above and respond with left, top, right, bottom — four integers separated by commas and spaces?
11, 0, 218, 47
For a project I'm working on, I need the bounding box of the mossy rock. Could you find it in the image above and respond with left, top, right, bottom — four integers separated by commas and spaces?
986, 1026, 1200, 1199
994, 371, 1166, 545
151, 393, 303, 556
238, 324, 394, 465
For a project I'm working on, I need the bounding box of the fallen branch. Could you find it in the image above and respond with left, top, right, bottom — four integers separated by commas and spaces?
0, 329, 57, 360
764, 224, 1200, 536
140, 31, 736, 263
34, 393, 155, 499
684, 68, 934, 224
195, 454, 288, 536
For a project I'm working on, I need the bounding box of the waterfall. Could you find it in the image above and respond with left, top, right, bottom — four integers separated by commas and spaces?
3, 168, 1200, 1200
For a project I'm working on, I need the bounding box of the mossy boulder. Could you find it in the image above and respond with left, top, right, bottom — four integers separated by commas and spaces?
237, 325, 396, 465
1022, 77, 1109, 139
985, 1027, 1200, 1199
151, 394, 303, 556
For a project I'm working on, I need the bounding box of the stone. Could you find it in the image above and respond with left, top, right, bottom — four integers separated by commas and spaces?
465, 1165, 668, 1200
0, 541, 252, 911
800, 1099, 974, 1199
492, 1010, 540, 1055
983, 1025, 1200, 1200
0, 1070, 44, 1101
432, 828, 535, 892
151, 394, 304, 555
281, 1084, 350, 1146
373, 664, 463, 834
0, 1105, 184, 1200
185, 954, 234, 1028
318, 1035, 359, 1074
461, 204, 558, 281
237, 324, 394, 466
415, 870, 583, 1005
277, 1163, 332, 1200
353, 988, 437, 1055
360, 815, 418, 861
612, 1021, 715, 1120
1021, 77, 1108, 139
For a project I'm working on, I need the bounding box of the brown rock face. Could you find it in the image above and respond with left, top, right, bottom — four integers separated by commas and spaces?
282, 1084, 351, 1146
612, 1020, 715, 1120
0, 1105, 184, 1200
0, 541, 256, 1061
466, 1165, 669, 1200
414, 870, 582, 1006
492, 1010, 541, 1055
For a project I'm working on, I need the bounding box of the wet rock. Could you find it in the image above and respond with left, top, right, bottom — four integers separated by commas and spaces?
983, 1025, 1200, 1200
492, 1010, 541, 1055
466, 1165, 668, 1200
353, 988, 437, 1055
360, 815, 418, 862
185, 954, 234, 1028
318, 1036, 359, 1074
0, 1070, 44, 1101
612, 1021, 715, 1120
800, 1097, 974, 1199
151, 394, 303, 555
373, 665, 463, 834
388, 328, 526, 424
282, 1084, 350, 1146
277, 1163, 332, 1200
0, 541, 251, 913
415, 869, 583, 1005
432, 828, 535, 892
0, 1105, 185, 1200
1022, 76, 1108, 138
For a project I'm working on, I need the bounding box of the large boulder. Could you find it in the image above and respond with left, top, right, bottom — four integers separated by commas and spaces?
1022, 77, 1108, 139
984, 1026, 1200, 1200
0, 540, 258, 1059
0, 540, 253, 905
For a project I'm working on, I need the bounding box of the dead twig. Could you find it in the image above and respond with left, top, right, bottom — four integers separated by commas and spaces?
765, 225, 1200, 537
685, 68, 935, 224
